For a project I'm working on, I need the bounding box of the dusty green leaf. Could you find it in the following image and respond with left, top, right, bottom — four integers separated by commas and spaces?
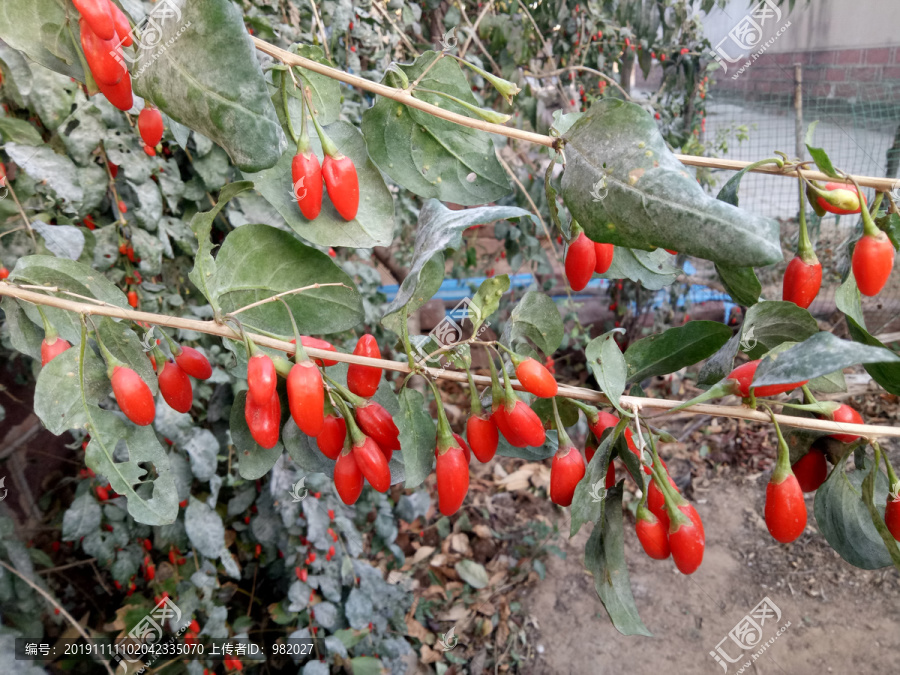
213, 224, 362, 336
584, 485, 651, 636
625, 321, 731, 383
34, 345, 108, 435
501, 291, 564, 355
132, 0, 285, 171
245, 121, 394, 248
397, 389, 436, 489
362, 52, 510, 204
595, 247, 679, 291
585, 330, 627, 412
562, 99, 782, 267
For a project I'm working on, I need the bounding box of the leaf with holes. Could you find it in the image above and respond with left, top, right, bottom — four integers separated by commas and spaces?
83, 407, 178, 526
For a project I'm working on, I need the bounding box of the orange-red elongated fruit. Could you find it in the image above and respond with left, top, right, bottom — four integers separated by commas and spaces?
317, 414, 346, 460
244, 391, 281, 449
322, 155, 359, 221
765, 473, 807, 543
514, 357, 558, 398
466, 414, 499, 463
346, 334, 382, 398
80, 18, 126, 86
138, 107, 164, 147
436, 444, 469, 515
792, 448, 827, 493
106, 0, 133, 45
827, 403, 864, 443
95, 70, 133, 111
727, 359, 808, 398
635, 509, 670, 560
334, 449, 364, 505
852, 231, 894, 297
594, 242, 614, 274
549, 445, 585, 506
564, 232, 595, 291
41, 337, 71, 366
352, 436, 390, 492
158, 360, 193, 413
247, 353, 277, 406
111, 366, 155, 426
291, 152, 323, 220
287, 361, 324, 436
782, 256, 822, 309
174, 346, 212, 380
74, 0, 116, 40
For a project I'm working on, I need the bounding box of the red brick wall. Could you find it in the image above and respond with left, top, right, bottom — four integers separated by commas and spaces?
710, 47, 900, 100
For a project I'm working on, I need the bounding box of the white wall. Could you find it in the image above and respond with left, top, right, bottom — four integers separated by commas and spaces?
703, 0, 900, 53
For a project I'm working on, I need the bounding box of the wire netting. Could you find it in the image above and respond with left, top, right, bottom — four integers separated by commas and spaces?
701, 58, 900, 335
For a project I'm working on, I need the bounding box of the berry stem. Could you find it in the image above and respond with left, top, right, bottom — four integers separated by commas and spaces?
280, 70, 298, 145
551, 397, 572, 448
34, 304, 58, 342
278, 298, 308, 364
846, 173, 881, 238
87, 316, 125, 376
486, 350, 505, 412
766, 407, 793, 483
322, 374, 367, 408
465, 366, 483, 416
796, 176, 818, 264
878, 442, 900, 494
567, 398, 601, 426
297, 81, 311, 154
303, 87, 341, 158
329, 388, 365, 444
426, 377, 456, 452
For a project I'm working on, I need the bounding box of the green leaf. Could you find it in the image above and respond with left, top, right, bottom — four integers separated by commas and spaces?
562, 99, 782, 267
814, 454, 893, 569
804, 121, 838, 178
32, 222, 85, 260
230, 391, 283, 480
361, 52, 511, 204
382, 200, 532, 333
755, 332, 900, 386
501, 291, 564, 355
569, 431, 616, 537
396, 389, 436, 489
132, 0, 285, 172
279, 47, 341, 125
6, 142, 83, 205
595, 247, 679, 291
84, 407, 178, 526
34, 344, 109, 435
0, 0, 83, 80
624, 321, 731, 383
0, 117, 43, 145
245, 121, 395, 248
10, 255, 129, 344
697, 333, 741, 386
283, 419, 335, 476
739, 301, 819, 360
806, 369, 847, 394
495, 430, 558, 460
585, 330, 627, 413
715, 264, 761, 306
62, 493, 102, 541
862, 451, 900, 573
1, 297, 43, 361
187, 181, 253, 315
454, 559, 489, 589
835, 272, 900, 395
213, 224, 362, 336
185, 498, 240, 577
469, 275, 509, 333
348, 656, 384, 675
584, 485, 651, 637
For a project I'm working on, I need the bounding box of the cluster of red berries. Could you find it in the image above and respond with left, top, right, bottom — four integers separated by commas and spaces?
564, 226, 614, 291
75, 0, 134, 111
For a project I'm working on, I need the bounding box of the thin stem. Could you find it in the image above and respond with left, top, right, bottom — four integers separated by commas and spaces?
227, 283, 349, 317
2, 283, 898, 438
551, 397, 572, 448
465, 366, 482, 416
281, 71, 298, 145
0, 561, 115, 675
409, 52, 444, 90
297, 89, 311, 154
4, 177, 37, 245
796, 175, 816, 262
278, 298, 305, 364
524, 65, 632, 101
302, 87, 340, 158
